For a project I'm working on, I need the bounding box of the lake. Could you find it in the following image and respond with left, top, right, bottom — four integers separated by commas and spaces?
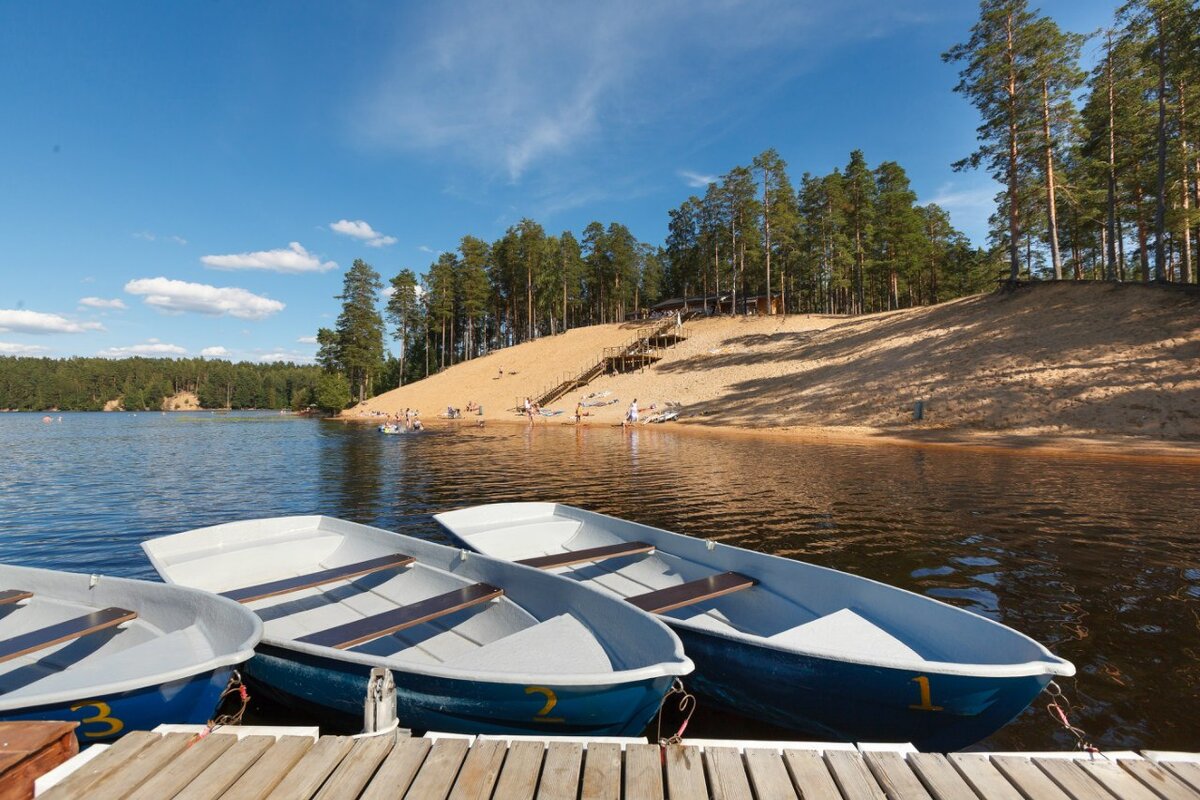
1, 411, 1197, 751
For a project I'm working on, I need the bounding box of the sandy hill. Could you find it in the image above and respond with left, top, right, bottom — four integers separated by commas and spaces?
352, 283, 1200, 443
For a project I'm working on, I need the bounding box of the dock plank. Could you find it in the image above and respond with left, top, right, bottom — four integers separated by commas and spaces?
403, 737, 469, 800
0, 721, 77, 800
127, 733, 238, 800
312, 735, 396, 800
1078, 761, 1166, 800
492, 740, 546, 800
947, 755, 1024, 800
266, 735, 354, 800
864, 750, 934, 800
220, 736, 316, 800
173, 736, 277, 800
40, 730, 160, 800
704, 746, 754, 800
908, 752, 981, 800
665, 745, 708, 800
991, 756, 1074, 800
1033, 758, 1118, 800
1160, 764, 1200, 796
83, 732, 198, 797
537, 741, 585, 800
449, 738, 507, 800
745, 747, 799, 800
360, 737, 432, 800
624, 743, 665, 800
826, 749, 889, 800
783, 749, 844, 800
580, 742, 622, 800
1118, 760, 1200, 800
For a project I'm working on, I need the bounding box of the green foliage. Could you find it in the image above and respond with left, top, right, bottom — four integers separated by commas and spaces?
314, 372, 351, 414
333, 259, 385, 402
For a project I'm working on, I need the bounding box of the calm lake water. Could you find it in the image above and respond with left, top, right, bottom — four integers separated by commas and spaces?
1, 411, 1197, 751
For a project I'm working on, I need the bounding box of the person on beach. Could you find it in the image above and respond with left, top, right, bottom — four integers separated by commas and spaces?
575, 402, 583, 424
627, 399, 638, 425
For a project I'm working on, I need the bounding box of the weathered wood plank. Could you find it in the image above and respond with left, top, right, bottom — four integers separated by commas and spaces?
360, 737, 432, 800
266, 735, 355, 800
492, 740, 546, 800
907, 752, 980, 800
864, 750, 934, 800
1077, 761, 1164, 800
624, 743, 665, 800
0, 721, 77, 800
1160, 763, 1200, 796
991, 756, 1075, 800
1033, 758, 1118, 800
66, 732, 193, 798
219, 736, 316, 800
744, 747, 799, 800
127, 733, 238, 800
448, 738, 507, 800
580, 742, 621, 800
826, 749, 889, 800
537, 741, 585, 800
173, 736, 277, 800
403, 738, 470, 800
783, 749, 844, 800
704, 746, 754, 800
947, 754, 1024, 800
313, 735, 397, 800
664, 745, 708, 800
39, 730, 160, 800
1117, 760, 1200, 800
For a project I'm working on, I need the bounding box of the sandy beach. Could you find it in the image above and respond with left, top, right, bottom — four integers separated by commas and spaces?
350, 283, 1200, 461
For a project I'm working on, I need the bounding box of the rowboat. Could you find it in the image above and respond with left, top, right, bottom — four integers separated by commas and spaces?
0, 564, 261, 742
142, 516, 693, 736
434, 503, 1076, 751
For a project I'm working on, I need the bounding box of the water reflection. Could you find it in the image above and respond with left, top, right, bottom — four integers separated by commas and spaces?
0, 413, 1197, 751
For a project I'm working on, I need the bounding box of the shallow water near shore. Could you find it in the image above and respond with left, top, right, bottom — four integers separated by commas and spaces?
2, 411, 1197, 751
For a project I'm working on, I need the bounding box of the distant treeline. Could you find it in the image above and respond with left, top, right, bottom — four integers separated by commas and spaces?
0, 356, 326, 411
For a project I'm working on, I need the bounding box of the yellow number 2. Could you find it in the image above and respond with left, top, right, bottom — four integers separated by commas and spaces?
70, 701, 125, 738
525, 686, 564, 723
908, 676, 943, 712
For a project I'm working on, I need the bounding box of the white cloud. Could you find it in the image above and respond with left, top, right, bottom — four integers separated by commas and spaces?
97, 339, 187, 358
169, 235, 188, 245
330, 220, 397, 248
124, 277, 285, 320
297, 336, 318, 344
0, 342, 49, 355
417, 245, 440, 255
79, 297, 127, 310
257, 350, 314, 364
200, 346, 230, 357
134, 231, 188, 245
679, 170, 717, 188
201, 242, 337, 274
0, 309, 105, 335
382, 286, 396, 298
133, 231, 156, 241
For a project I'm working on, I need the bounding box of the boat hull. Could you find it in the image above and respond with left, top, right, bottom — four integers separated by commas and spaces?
674, 626, 1050, 751
249, 645, 671, 737
0, 667, 234, 743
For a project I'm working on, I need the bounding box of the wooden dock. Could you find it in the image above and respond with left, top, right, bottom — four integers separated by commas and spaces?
31, 729, 1200, 800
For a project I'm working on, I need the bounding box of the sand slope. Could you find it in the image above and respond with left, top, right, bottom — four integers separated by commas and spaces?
353, 283, 1200, 444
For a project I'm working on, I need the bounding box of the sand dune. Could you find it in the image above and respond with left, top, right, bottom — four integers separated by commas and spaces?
352, 283, 1200, 450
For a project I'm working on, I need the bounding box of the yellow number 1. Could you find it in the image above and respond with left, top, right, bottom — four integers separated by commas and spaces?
908, 676, 943, 711
70, 701, 125, 738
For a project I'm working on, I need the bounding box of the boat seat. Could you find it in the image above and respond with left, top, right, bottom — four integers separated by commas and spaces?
220, 554, 415, 604
0, 590, 32, 606
0, 607, 137, 665
518, 542, 654, 570
767, 608, 923, 662
443, 613, 613, 675
297, 583, 504, 650
628, 572, 756, 614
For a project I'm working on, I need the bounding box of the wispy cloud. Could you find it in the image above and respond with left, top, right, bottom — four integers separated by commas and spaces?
417, 245, 439, 255
201, 242, 337, 274
200, 345, 230, 357
97, 339, 187, 358
79, 297, 127, 310
297, 336, 318, 344
924, 183, 997, 212
124, 277, 285, 320
0, 341, 50, 355
679, 170, 717, 188
330, 219, 397, 248
133, 231, 187, 245
0, 309, 104, 335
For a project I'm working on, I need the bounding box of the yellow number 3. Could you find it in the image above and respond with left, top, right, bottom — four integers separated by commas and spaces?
70, 701, 125, 738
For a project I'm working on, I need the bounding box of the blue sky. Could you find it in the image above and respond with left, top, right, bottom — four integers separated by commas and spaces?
0, 1, 1115, 362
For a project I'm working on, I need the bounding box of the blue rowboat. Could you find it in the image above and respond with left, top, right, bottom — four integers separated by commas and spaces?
434, 503, 1076, 751
142, 516, 693, 736
0, 564, 261, 742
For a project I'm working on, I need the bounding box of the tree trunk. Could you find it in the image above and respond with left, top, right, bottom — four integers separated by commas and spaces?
1179, 80, 1193, 284
762, 178, 773, 314
1042, 79, 1062, 279
1005, 12, 1022, 282
1152, 8, 1168, 282
1105, 36, 1119, 281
